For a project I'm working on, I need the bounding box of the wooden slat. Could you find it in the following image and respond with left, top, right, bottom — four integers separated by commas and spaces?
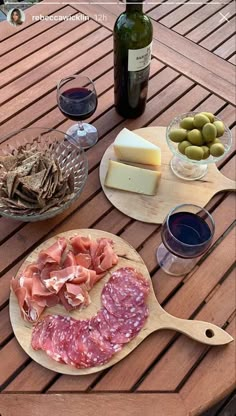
0, 338, 28, 387
92, 228, 235, 391
228, 53, 236, 64
74, 1, 236, 105
0, 57, 163, 138
0, 19, 98, 89
149, 85, 210, 127
0, 305, 11, 345
138, 269, 236, 390
149, 1, 188, 21
159, 0, 205, 28
1, 7, 81, 72
152, 23, 235, 91
47, 373, 100, 392
152, 40, 235, 104
0, 21, 105, 97
3, 361, 57, 393
200, 17, 236, 51
214, 36, 236, 59
0, 218, 23, 245
0, 3, 65, 42
0, 393, 187, 416
0, 52, 114, 138
0, 33, 112, 124
180, 317, 236, 416
186, 2, 236, 43
173, 1, 231, 36
0, 263, 21, 308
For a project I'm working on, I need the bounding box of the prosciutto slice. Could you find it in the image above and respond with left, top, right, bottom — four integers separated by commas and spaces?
11, 234, 118, 322
38, 237, 67, 266
11, 274, 45, 322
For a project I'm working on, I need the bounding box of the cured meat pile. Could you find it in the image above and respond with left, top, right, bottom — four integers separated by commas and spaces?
32, 267, 150, 368
11, 235, 118, 322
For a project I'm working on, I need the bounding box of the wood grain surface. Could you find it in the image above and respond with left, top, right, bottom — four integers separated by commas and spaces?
1, 0, 235, 414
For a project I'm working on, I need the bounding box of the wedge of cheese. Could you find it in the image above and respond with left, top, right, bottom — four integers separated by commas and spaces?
113, 128, 161, 166
105, 160, 161, 196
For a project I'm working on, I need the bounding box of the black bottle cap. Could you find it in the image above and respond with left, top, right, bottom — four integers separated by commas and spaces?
125, 1, 144, 3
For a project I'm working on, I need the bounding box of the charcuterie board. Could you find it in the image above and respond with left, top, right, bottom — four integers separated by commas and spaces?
9, 229, 233, 375
99, 127, 235, 224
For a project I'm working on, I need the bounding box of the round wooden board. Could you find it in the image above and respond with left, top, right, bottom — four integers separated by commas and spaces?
99, 127, 235, 224
9, 229, 159, 375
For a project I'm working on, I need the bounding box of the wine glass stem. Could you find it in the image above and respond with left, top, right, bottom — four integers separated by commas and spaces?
78, 121, 84, 131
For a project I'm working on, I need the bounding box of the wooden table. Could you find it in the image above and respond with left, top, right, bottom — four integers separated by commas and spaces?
0, 1, 235, 415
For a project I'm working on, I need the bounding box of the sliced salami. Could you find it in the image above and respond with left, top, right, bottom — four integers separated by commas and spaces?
95, 307, 148, 344
52, 316, 77, 365
67, 320, 118, 368
31, 266, 150, 369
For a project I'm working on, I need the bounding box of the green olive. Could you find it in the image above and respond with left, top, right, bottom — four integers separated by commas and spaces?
185, 146, 204, 161
201, 146, 210, 159
178, 140, 192, 154
207, 138, 222, 148
193, 113, 210, 128
188, 129, 204, 145
180, 117, 194, 130
202, 123, 217, 143
201, 112, 215, 123
210, 143, 225, 157
169, 128, 187, 143
213, 120, 225, 137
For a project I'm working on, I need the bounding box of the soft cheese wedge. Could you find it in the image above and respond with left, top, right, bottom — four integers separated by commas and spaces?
105, 160, 161, 196
113, 128, 161, 165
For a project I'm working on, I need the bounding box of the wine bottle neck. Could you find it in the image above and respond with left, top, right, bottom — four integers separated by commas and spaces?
126, 2, 143, 13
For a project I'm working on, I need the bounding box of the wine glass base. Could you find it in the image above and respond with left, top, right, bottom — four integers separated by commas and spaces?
156, 243, 196, 276
170, 156, 208, 181
66, 123, 98, 150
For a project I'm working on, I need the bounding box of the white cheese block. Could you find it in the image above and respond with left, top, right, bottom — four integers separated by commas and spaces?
105, 160, 161, 196
113, 128, 161, 166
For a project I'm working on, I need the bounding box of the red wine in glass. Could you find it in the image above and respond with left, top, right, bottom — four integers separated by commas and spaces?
59, 87, 97, 121
157, 204, 215, 276
57, 76, 98, 149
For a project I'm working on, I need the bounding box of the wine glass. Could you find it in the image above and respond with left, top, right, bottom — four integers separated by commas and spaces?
57, 75, 98, 149
156, 204, 215, 276
166, 112, 232, 181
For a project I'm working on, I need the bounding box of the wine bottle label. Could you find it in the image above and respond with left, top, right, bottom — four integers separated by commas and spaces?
128, 42, 152, 72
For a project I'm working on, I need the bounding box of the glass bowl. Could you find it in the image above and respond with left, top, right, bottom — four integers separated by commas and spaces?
0, 127, 88, 222
166, 112, 232, 180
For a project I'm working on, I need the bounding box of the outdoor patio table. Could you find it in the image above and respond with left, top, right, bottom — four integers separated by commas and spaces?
0, 1, 235, 415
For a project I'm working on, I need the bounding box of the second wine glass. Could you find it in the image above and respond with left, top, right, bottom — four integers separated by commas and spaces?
156, 204, 215, 276
57, 75, 98, 149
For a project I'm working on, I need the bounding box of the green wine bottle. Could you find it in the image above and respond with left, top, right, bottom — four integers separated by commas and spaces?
114, 0, 153, 118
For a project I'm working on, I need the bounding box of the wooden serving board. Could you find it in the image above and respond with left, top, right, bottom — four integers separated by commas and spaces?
99, 127, 235, 224
9, 229, 233, 376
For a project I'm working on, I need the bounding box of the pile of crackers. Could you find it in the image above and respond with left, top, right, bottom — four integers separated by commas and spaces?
0, 146, 75, 216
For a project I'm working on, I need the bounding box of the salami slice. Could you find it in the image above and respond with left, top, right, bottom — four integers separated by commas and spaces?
52, 316, 77, 366
67, 320, 118, 368
94, 306, 148, 344
32, 315, 65, 362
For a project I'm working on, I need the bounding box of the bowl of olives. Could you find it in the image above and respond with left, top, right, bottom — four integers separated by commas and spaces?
166, 112, 232, 180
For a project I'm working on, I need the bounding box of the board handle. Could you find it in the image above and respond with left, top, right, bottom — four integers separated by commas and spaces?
157, 312, 234, 346
216, 175, 236, 192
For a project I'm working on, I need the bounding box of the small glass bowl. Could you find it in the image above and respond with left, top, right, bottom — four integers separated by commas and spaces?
166, 112, 232, 180
0, 127, 88, 222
